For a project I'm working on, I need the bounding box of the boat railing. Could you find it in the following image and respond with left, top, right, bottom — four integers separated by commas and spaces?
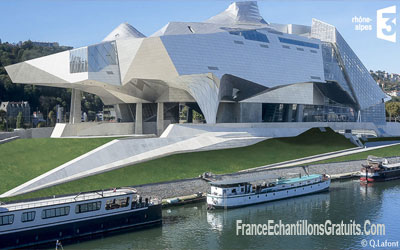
150, 197, 161, 205
5, 190, 130, 212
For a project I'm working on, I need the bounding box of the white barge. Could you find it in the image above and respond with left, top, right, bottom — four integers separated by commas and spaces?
207, 174, 330, 209
0, 188, 161, 249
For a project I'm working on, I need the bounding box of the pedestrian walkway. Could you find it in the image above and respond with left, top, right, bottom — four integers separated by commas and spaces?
243, 141, 400, 172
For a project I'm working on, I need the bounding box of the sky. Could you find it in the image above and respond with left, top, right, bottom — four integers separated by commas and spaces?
0, 0, 399, 73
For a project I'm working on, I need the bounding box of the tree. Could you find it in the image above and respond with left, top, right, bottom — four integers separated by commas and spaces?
0, 110, 7, 131
16, 111, 23, 128
0, 110, 6, 122
193, 110, 204, 122
385, 102, 400, 121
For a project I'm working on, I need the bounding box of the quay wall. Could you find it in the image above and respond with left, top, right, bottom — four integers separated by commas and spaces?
134, 156, 400, 199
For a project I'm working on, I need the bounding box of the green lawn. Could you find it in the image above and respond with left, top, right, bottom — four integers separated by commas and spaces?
0, 137, 116, 197
1, 128, 355, 202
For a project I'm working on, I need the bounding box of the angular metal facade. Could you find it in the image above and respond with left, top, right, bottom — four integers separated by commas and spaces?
5, 1, 387, 125
311, 19, 386, 124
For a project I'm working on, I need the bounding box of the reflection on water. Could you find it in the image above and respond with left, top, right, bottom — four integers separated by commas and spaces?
207, 191, 330, 232
50, 179, 400, 250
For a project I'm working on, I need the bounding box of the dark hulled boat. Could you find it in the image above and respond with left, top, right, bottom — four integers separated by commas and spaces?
360, 156, 400, 182
0, 188, 161, 249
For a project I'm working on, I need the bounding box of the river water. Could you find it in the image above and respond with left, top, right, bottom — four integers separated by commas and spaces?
54, 179, 400, 250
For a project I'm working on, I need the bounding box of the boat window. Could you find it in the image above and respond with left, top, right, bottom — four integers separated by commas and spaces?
241, 188, 244, 192
0, 214, 14, 226
105, 197, 130, 210
232, 189, 236, 193
75, 201, 102, 214
21, 211, 35, 222
42, 206, 70, 219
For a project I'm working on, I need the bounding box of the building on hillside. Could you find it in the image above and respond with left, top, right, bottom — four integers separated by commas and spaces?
5, 1, 388, 135
387, 90, 400, 97
32, 41, 60, 47
0, 101, 31, 122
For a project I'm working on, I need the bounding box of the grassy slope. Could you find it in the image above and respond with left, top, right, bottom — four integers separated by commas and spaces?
0, 138, 115, 195
1, 128, 355, 201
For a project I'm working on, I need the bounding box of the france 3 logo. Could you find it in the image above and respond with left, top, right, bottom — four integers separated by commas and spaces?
377, 5, 397, 43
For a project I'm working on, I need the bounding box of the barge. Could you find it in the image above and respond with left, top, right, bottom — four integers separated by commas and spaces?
360, 156, 400, 182
0, 188, 161, 249
207, 174, 330, 209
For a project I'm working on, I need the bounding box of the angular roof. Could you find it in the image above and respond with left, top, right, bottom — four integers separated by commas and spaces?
103, 22, 146, 41
206, 1, 268, 25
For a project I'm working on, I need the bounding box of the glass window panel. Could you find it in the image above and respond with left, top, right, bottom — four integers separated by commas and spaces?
278, 37, 319, 49
229, 30, 269, 43
69, 47, 88, 73
88, 41, 118, 72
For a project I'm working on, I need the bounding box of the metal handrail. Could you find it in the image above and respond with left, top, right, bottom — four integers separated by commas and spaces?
4, 190, 130, 212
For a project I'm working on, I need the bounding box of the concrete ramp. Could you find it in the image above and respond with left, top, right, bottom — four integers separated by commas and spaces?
1, 130, 269, 197
50, 123, 66, 138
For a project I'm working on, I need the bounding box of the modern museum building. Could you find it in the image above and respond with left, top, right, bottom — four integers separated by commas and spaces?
5, 1, 388, 135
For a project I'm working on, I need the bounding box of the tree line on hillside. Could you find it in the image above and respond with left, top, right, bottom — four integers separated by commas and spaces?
0, 40, 104, 130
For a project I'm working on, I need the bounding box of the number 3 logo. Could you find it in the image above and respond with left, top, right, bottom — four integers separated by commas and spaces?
377, 5, 397, 42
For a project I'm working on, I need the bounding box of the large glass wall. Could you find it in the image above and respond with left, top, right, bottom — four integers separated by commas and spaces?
321, 42, 354, 99
69, 41, 121, 85
360, 103, 386, 125
302, 104, 356, 122
261, 100, 356, 123
87, 41, 118, 72
311, 19, 386, 124
69, 41, 119, 73
69, 47, 88, 73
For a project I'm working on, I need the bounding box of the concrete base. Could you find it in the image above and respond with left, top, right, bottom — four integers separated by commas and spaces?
161, 122, 400, 138
0, 127, 54, 140
50, 121, 173, 138
52, 122, 136, 137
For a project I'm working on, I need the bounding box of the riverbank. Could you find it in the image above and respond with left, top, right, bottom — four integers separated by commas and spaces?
0, 128, 356, 201
133, 156, 400, 202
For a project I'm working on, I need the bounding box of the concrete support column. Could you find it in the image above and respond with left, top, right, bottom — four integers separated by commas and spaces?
295, 104, 304, 122
135, 103, 143, 134
69, 88, 82, 124
187, 107, 193, 123
284, 104, 293, 122
157, 102, 164, 136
